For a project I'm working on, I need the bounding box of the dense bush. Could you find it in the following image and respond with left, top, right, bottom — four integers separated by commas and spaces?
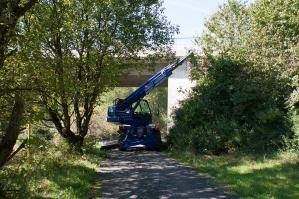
169, 58, 294, 154
169, 0, 298, 154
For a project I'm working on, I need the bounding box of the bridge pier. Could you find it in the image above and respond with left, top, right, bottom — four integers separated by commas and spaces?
117, 59, 194, 131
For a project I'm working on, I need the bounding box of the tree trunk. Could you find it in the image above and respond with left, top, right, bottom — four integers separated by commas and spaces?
0, 0, 37, 169
68, 134, 84, 152
0, 26, 9, 69
46, 105, 84, 151
0, 95, 24, 168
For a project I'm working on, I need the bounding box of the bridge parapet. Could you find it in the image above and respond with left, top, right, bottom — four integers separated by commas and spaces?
117, 62, 169, 87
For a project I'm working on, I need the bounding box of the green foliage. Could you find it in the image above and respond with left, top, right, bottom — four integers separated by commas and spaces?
10, 0, 177, 147
0, 0, 172, 196
198, 0, 250, 59
146, 87, 168, 133
200, 0, 298, 71
199, 0, 299, 108
0, 0, 38, 169
248, 0, 298, 70
0, 133, 104, 198
167, 149, 299, 199
284, 114, 299, 151
169, 58, 294, 154
170, 0, 298, 154
288, 74, 299, 110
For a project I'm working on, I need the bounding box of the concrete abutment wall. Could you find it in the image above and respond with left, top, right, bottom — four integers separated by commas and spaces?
167, 60, 195, 131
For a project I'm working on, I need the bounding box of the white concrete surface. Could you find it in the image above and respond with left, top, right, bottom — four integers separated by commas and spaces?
167, 60, 195, 131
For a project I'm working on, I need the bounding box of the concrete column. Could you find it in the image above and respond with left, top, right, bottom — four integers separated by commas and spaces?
167, 60, 195, 132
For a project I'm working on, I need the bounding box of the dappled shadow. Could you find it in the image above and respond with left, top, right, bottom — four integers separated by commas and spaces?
2, 159, 96, 199
176, 153, 299, 199
95, 150, 239, 199
209, 161, 299, 198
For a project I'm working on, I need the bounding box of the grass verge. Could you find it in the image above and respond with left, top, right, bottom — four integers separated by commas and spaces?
0, 136, 105, 198
166, 150, 299, 199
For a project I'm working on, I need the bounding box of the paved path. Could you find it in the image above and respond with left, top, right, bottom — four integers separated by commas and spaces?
97, 150, 239, 199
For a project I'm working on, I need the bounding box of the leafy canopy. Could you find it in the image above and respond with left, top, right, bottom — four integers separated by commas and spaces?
16, 0, 178, 147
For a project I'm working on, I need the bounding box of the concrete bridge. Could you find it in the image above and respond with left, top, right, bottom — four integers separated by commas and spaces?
117, 62, 169, 87
118, 59, 195, 129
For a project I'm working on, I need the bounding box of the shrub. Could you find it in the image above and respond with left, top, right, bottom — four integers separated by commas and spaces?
169, 58, 294, 154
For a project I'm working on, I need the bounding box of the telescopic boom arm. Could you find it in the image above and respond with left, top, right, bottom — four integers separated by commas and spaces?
107, 52, 193, 125
120, 52, 193, 109
107, 52, 193, 149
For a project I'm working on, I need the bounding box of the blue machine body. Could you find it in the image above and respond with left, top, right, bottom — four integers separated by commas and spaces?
107, 53, 192, 150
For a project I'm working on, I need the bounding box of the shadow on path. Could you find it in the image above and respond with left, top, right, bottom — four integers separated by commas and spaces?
94, 150, 239, 199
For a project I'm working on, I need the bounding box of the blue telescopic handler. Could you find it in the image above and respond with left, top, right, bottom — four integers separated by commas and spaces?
107, 52, 193, 151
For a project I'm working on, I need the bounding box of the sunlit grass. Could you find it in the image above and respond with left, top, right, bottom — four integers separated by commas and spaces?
167, 150, 299, 199
0, 136, 105, 198
167, 114, 299, 199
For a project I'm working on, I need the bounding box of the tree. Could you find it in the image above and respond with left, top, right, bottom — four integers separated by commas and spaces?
249, 0, 299, 110
199, 0, 298, 110
20, 0, 178, 149
0, 0, 37, 168
169, 0, 298, 154
0, 0, 37, 68
198, 0, 250, 60
199, 0, 298, 72
249, 0, 298, 70
169, 58, 293, 154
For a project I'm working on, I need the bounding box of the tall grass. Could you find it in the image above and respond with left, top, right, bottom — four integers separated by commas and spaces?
167, 114, 299, 198
167, 149, 299, 199
0, 134, 104, 198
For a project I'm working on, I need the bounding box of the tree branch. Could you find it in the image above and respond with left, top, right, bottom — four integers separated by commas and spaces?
14, 0, 38, 19
0, 95, 24, 168
5, 139, 27, 165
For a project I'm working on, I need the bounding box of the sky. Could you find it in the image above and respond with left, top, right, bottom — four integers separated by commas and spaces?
163, 0, 252, 56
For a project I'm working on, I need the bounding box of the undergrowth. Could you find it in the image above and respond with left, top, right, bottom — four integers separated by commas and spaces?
167, 114, 299, 199
167, 149, 299, 199
0, 134, 105, 198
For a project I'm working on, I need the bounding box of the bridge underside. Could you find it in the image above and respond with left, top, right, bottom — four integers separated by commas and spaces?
116, 62, 168, 87
118, 75, 167, 87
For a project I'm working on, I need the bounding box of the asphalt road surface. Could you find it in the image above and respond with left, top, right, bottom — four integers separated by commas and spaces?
95, 150, 239, 199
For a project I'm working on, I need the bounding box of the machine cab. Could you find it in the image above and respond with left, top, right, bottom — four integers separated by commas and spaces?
107, 98, 152, 126
132, 99, 152, 124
